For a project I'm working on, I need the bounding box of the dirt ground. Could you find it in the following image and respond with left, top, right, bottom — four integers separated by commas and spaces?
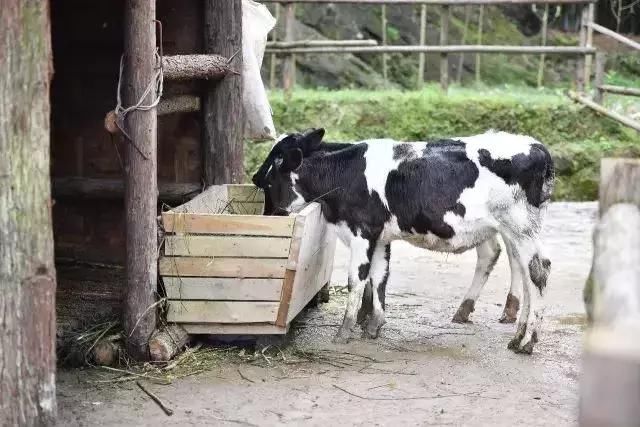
57, 202, 596, 426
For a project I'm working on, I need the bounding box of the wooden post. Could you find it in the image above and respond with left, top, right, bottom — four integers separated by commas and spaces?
584, 3, 595, 89
203, 0, 244, 185
593, 52, 606, 104
476, 5, 484, 85
580, 159, 640, 427
0, 0, 56, 423
123, 0, 158, 360
417, 4, 427, 89
576, 4, 588, 92
457, 5, 471, 84
282, 2, 296, 95
440, 5, 450, 92
537, 4, 549, 88
269, 3, 280, 89
382, 4, 388, 84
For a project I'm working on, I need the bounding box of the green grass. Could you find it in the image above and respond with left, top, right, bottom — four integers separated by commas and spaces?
245, 86, 639, 200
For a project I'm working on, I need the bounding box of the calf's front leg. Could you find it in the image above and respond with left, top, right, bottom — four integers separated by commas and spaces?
334, 237, 374, 343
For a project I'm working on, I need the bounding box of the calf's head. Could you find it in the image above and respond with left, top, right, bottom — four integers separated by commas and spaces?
252, 128, 325, 216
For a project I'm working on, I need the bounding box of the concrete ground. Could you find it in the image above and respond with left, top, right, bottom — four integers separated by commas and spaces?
58, 202, 596, 426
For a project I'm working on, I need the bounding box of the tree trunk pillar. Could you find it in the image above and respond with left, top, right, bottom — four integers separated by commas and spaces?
122, 0, 158, 360
0, 0, 57, 424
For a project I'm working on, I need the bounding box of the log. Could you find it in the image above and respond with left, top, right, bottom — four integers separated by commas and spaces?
567, 91, 640, 133
599, 85, 640, 98
586, 22, 640, 51
592, 52, 606, 104
440, 5, 450, 92
149, 325, 190, 362
203, 0, 245, 185
0, 0, 57, 423
268, 40, 378, 48
260, 0, 596, 4
282, 3, 296, 93
92, 340, 122, 366
265, 45, 596, 55
417, 4, 427, 89
162, 55, 233, 81
580, 158, 640, 427
52, 177, 201, 203
123, 0, 158, 360
104, 95, 201, 134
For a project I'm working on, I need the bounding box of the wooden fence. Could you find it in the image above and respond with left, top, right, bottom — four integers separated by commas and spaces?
261, 0, 597, 92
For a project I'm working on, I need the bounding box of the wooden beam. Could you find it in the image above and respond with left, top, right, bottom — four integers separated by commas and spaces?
567, 91, 640, 132
268, 39, 378, 48
576, 5, 588, 92
122, 0, 158, 360
265, 45, 596, 54
537, 4, 549, 87
259, 0, 597, 4
162, 55, 234, 80
203, 0, 244, 185
583, 3, 595, 88
381, 4, 388, 84
599, 85, 640, 98
580, 158, 640, 427
586, 22, 640, 51
593, 52, 606, 104
439, 5, 450, 91
52, 178, 201, 203
282, 2, 297, 94
417, 4, 427, 89
0, 0, 57, 423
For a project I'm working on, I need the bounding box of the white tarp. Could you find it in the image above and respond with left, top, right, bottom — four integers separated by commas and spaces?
242, 0, 277, 140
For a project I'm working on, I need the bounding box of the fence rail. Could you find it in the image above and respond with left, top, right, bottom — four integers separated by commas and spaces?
263, 0, 598, 93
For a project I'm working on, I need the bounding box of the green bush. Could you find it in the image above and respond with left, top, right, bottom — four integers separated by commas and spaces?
245, 87, 639, 200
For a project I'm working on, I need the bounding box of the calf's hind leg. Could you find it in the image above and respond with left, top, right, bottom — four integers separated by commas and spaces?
499, 239, 522, 323
505, 236, 551, 354
452, 236, 501, 323
363, 241, 391, 339
357, 243, 390, 329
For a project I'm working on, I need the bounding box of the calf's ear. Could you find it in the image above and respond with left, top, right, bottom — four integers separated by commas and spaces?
282, 148, 303, 172
302, 128, 325, 153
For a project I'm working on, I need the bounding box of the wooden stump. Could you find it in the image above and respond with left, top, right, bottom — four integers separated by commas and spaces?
580, 158, 640, 427
149, 325, 190, 362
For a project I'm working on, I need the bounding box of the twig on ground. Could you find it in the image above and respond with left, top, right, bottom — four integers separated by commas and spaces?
237, 369, 255, 383
98, 365, 170, 385
136, 381, 174, 416
163, 343, 202, 371
332, 384, 481, 401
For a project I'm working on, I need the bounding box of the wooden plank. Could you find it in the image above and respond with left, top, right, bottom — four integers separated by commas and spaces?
182, 323, 288, 335
167, 301, 279, 323
164, 235, 292, 258
259, 0, 597, 4
439, 5, 449, 92
265, 45, 596, 55
286, 203, 318, 270
269, 40, 378, 48
567, 91, 640, 133
159, 257, 286, 278
276, 270, 296, 327
587, 22, 640, 51
163, 277, 283, 301
286, 205, 337, 323
599, 85, 640, 98
162, 212, 295, 237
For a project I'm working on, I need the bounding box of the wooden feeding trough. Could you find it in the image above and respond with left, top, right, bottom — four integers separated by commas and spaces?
159, 184, 336, 335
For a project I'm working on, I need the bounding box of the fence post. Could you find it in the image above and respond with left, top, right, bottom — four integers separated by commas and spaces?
593, 52, 606, 104
382, 4, 388, 85
269, 2, 280, 89
417, 4, 427, 89
576, 4, 588, 92
282, 2, 296, 96
440, 5, 450, 92
476, 5, 484, 85
457, 5, 471, 84
584, 3, 595, 89
537, 4, 549, 88
580, 158, 640, 427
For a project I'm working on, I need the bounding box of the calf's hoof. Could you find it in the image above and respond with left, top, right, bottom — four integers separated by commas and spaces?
452, 299, 475, 324
499, 293, 519, 324
363, 317, 386, 339
333, 328, 352, 344
507, 330, 538, 355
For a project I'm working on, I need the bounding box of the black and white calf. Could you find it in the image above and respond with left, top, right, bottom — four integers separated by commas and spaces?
253, 129, 554, 354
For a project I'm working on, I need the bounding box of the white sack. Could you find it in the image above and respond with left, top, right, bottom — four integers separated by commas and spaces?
242, 0, 277, 140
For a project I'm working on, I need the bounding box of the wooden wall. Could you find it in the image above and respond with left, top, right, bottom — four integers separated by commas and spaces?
51, 0, 204, 264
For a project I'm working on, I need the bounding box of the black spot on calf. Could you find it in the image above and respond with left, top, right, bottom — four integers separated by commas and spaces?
358, 263, 371, 281
528, 254, 551, 296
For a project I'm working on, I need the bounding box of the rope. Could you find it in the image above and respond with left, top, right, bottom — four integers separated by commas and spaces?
113, 48, 164, 159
